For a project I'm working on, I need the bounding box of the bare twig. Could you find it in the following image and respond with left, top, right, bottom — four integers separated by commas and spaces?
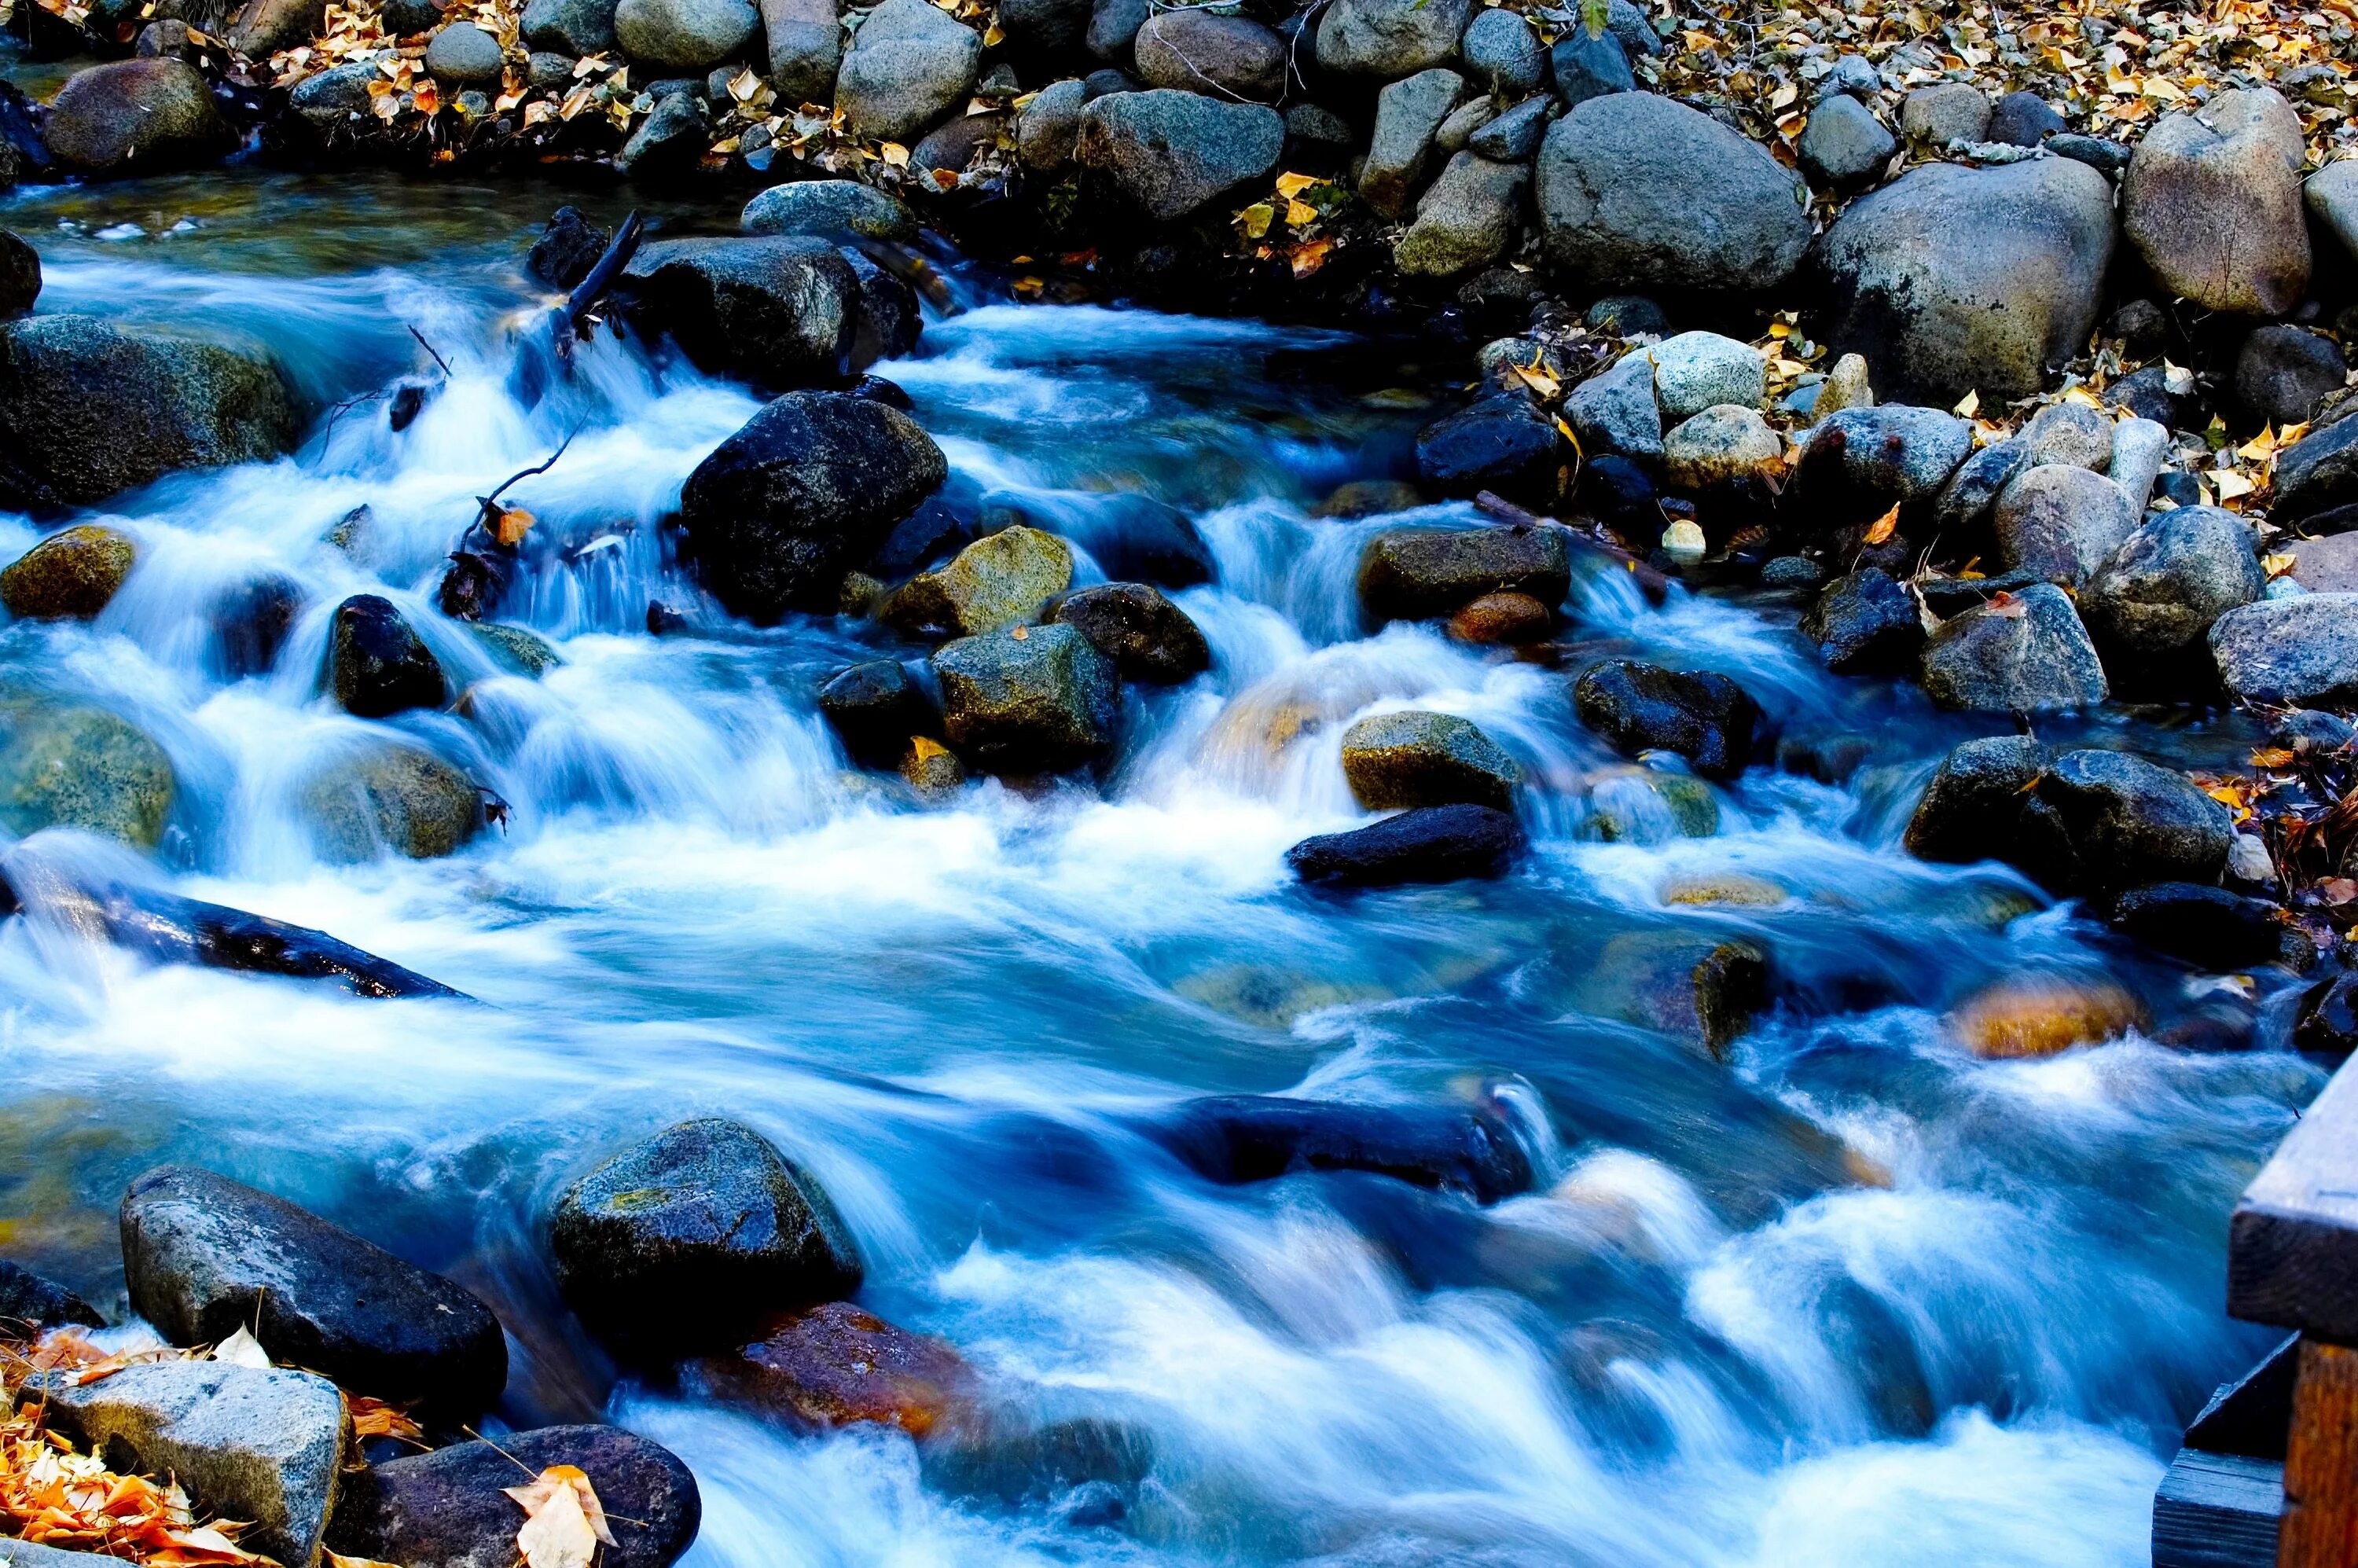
407, 323, 454, 377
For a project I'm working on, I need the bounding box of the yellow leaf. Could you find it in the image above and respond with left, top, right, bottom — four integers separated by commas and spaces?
1288, 236, 1335, 278
1511, 361, 1560, 398
1952, 389, 1979, 417
328, 1555, 409, 1568
1236, 202, 1274, 239
1274, 171, 1319, 199
2250, 747, 2297, 768
2239, 428, 2279, 461
1863, 501, 1901, 545
495, 507, 535, 546
2263, 550, 2298, 578
1284, 197, 1317, 227
1770, 82, 1798, 108
879, 140, 909, 167
2213, 469, 2257, 500
505, 1465, 617, 1568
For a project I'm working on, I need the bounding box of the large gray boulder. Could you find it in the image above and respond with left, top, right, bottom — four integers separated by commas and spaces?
1534, 92, 1812, 296
42, 58, 233, 175
2210, 594, 2358, 710
760, 0, 838, 101
621, 235, 861, 386
2037, 749, 2233, 894
1460, 6, 1542, 95
1395, 152, 1527, 277
423, 20, 505, 83
0, 316, 297, 510
2123, 87, 2308, 317
678, 390, 947, 622
35, 1361, 348, 1568
550, 1117, 861, 1350
740, 178, 916, 241
1360, 68, 1467, 218
1813, 156, 2115, 403
1133, 8, 1284, 101
1316, 0, 1468, 76
122, 1166, 509, 1414
524, 0, 616, 54
1785, 403, 1973, 529
834, 0, 981, 141
1075, 90, 1284, 222
615, 0, 755, 68
932, 622, 1120, 773
1992, 463, 2139, 586
2081, 505, 2263, 659
1016, 75, 1088, 170
1920, 583, 2109, 711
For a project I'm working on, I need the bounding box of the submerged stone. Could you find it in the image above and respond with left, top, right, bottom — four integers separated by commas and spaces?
1154, 1092, 1533, 1203
1286, 802, 1526, 887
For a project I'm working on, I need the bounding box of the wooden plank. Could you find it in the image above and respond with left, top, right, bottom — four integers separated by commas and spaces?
2280, 1339, 2358, 1566
2153, 1448, 2282, 1568
2189, 1335, 2302, 1462
2231, 1063, 2358, 1342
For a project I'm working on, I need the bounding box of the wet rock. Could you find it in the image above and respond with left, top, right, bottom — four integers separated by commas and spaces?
740, 179, 917, 243
34, 1361, 347, 1568
1467, 94, 1550, 160
466, 621, 561, 677
1985, 89, 2065, 146
1075, 90, 1284, 222
328, 1426, 700, 1568
42, 59, 233, 176
932, 623, 1119, 773
1573, 661, 1761, 780
1662, 405, 1782, 494
622, 236, 860, 387
2081, 505, 2263, 660
1133, 8, 1284, 100
1286, 802, 1525, 887
1650, 332, 1765, 424
2274, 415, 2358, 526
693, 1300, 975, 1434
123, 1166, 506, 1412
1787, 403, 1974, 531
424, 20, 505, 83
678, 390, 948, 622
2123, 87, 2308, 318
885, 526, 1072, 638
1904, 733, 2064, 883
1584, 765, 1718, 842
759, 0, 838, 99
1316, 479, 1424, 520
1358, 523, 1570, 624
1155, 1092, 1533, 1203
1920, 582, 2107, 712
818, 660, 933, 768
2209, 594, 2358, 710
1798, 92, 1894, 190
2297, 964, 2358, 1056
1535, 92, 1812, 296
1314, 0, 1467, 76
1412, 395, 1564, 505
1043, 582, 1209, 684
524, 0, 616, 55
42, 879, 465, 998
1927, 437, 2027, 532
2236, 325, 2345, 428
1448, 589, 1551, 644
1394, 152, 1528, 277
2, 523, 136, 621
1548, 28, 1632, 108
1993, 463, 2139, 586
2032, 750, 2230, 899
551, 1117, 861, 1351
0, 704, 175, 847
1016, 77, 1087, 170
2109, 881, 2283, 968
900, 735, 964, 795
1952, 976, 2143, 1058
328, 595, 446, 718
0, 1255, 103, 1331
527, 206, 610, 290
836, 0, 982, 141
300, 744, 482, 862
615, 0, 754, 68
1813, 157, 2115, 403
2018, 402, 2114, 472
1802, 567, 1923, 676
1339, 710, 1517, 811
1898, 81, 1989, 145
1460, 6, 1542, 96
1561, 351, 1662, 463
838, 247, 920, 368
0, 316, 298, 511
1570, 929, 1768, 1057
0, 229, 38, 320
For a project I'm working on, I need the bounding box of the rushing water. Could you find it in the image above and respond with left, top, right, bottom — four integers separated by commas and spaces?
0, 152, 2328, 1567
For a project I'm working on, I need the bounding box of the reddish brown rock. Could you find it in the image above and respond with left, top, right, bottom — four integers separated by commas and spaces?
1447, 590, 1552, 644
695, 1302, 978, 1437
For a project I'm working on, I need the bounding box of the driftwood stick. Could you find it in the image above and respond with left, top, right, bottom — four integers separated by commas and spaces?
1473, 490, 1672, 604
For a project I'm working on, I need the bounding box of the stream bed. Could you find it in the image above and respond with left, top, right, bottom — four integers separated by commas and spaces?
0, 153, 2326, 1567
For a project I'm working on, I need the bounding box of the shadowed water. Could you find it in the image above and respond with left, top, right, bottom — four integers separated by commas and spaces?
0, 161, 2319, 1567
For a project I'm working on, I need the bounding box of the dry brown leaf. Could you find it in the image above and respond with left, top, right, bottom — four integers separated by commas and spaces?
494, 507, 535, 547
1863, 502, 1901, 545
505, 1464, 616, 1568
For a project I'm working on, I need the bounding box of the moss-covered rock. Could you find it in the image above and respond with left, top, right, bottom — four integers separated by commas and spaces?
0, 524, 136, 621
885, 526, 1072, 639
299, 745, 482, 862
1339, 710, 1518, 810
0, 703, 175, 846
465, 621, 563, 678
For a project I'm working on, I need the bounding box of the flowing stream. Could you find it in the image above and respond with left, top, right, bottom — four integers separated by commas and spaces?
0, 154, 2328, 1567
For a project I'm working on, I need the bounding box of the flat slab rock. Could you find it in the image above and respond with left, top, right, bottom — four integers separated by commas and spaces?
329, 1425, 700, 1568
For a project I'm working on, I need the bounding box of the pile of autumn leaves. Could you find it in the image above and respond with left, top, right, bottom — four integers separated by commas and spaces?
1, 1326, 614, 1568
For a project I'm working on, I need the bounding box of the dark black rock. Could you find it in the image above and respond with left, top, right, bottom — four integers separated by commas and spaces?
840, 245, 922, 368
818, 659, 935, 768
2047, 132, 2130, 174
2109, 299, 2172, 355
329, 1426, 700, 1568
647, 600, 690, 635
528, 206, 611, 290
1045, 582, 1212, 684
678, 391, 948, 622
1357, 524, 1572, 625
1579, 453, 1658, 526
549, 1117, 862, 1352
2297, 966, 2358, 1057
1572, 659, 1763, 780
2236, 325, 2346, 430
1286, 803, 1526, 887
0, 1255, 104, 1332
2154, 468, 2207, 509
1153, 1092, 1533, 1204
1550, 28, 1633, 109
122, 1166, 506, 1412
73, 883, 467, 999
329, 595, 448, 718
0, 229, 38, 320
2034, 748, 2234, 897
847, 373, 913, 409
1802, 567, 1924, 675
211, 573, 304, 681
1584, 294, 1667, 336
619, 237, 861, 389
437, 550, 511, 622
2108, 881, 2284, 969
1985, 89, 2065, 145
2272, 407, 2358, 524
1902, 734, 2077, 894
2109, 365, 2186, 428
1413, 395, 1565, 507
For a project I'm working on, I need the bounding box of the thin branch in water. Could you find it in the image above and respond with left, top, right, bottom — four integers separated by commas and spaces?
407, 323, 454, 377
472, 417, 592, 532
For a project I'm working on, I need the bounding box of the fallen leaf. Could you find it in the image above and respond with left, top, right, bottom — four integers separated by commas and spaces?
495, 507, 534, 547
1273, 171, 1319, 199
345, 1395, 425, 1443
2250, 747, 2298, 769
1863, 501, 1901, 545
1236, 201, 1274, 240
210, 1328, 270, 1368
505, 1465, 616, 1568
2322, 877, 2358, 905
1952, 389, 1980, 417
1985, 590, 2027, 619
2263, 550, 2298, 578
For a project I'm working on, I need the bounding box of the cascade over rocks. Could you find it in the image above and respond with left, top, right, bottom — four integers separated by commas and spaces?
931, 622, 1120, 773
2, 524, 136, 620
300, 744, 483, 862
620, 236, 864, 387
1358, 525, 1571, 625
1153, 1092, 1533, 1203
678, 390, 949, 622
693, 1301, 978, 1434
1572, 660, 1763, 780
0, 703, 176, 847
328, 595, 448, 718
122, 1166, 509, 1412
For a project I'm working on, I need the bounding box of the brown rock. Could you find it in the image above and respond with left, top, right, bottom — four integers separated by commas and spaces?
42, 59, 235, 176
1133, 8, 1284, 101
901, 734, 964, 796
1447, 590, 1552, 644
1950, 976, 2145, 1059
223, 0, 326, 55
2288, 532, 2358, 594
2122, 87, 2309, 317
1, 524, 136, 620
696, 1301, 979, 1436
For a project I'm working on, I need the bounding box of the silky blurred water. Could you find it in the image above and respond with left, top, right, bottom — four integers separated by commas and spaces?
0, 163, 2323, 1567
